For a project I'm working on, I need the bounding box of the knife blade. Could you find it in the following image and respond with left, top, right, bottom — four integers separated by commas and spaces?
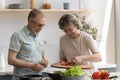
42, 52, 45, 59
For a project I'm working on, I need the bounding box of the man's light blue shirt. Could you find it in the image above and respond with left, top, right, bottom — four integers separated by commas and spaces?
9, 26, 46, 79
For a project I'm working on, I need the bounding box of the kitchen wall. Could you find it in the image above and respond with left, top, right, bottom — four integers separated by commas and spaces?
115, 0, 120, 71
106, 1, 115, 65
0, 0, 115, 68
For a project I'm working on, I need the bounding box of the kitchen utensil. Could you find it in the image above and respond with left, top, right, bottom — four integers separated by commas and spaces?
51, 63, 94, 69
7, 74, 42, 80
8, 3, 23, 9
44, 71, 62, 80
42, 52, 45, 59
62, 75, 84, 80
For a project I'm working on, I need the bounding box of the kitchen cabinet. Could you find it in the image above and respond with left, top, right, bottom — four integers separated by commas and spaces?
0, 75, 12, 80
0, 73, 51, 80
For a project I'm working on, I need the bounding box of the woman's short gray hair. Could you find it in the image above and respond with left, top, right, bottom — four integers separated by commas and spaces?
58, 13, 81, 30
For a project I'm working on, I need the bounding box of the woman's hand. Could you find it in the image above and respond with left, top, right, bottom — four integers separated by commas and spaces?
60, 60, 67, 63
71, 57, 79, 65
60, 58, 67, 63
71, 56, 85, 65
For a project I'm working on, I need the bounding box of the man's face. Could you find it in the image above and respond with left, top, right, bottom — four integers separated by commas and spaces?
29, 14, 45, 35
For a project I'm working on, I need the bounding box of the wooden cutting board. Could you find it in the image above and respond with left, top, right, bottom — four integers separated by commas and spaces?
51, 63, 94, 69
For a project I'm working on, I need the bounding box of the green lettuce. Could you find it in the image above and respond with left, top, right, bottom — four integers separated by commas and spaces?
60, 66, 85, 76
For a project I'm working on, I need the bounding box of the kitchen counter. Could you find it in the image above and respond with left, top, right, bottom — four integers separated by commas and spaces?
0, 66, 66, 74
110, 72, 120, 77
0, 64, 119, 80
0, 66, 65, 80
95, 63, 117, 72
0, 63, 116, 73
0, 66, 13, 76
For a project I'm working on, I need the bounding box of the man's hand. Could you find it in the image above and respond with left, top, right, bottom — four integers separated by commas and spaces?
29, 63, 45, 71
40, 58, 48, 67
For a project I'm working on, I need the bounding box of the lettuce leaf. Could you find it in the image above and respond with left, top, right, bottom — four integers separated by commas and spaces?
60, 66, 85, 76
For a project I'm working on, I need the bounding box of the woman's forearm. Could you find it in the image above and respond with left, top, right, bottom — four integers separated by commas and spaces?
75, 52, 102, 62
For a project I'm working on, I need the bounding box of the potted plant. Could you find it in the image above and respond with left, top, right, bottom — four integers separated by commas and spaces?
72, 13, 102, 43
60, 66, 85, 80
80, 16, 102, 43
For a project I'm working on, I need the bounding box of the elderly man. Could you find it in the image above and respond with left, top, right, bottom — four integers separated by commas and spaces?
8, 9, 48, 80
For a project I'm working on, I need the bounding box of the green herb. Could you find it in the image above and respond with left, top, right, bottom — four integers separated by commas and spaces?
109, 75, 118, 80
60, 66, 85, 76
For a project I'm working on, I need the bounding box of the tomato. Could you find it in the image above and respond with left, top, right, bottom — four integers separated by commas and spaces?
92, 70, 110, 79
92, 72, 101, 79
101, 71, 110, 79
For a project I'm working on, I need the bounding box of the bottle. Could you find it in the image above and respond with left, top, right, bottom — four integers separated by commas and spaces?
30, 0, 35, 9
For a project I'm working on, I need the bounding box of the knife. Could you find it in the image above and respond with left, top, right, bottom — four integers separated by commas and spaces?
42, 52, 45, 59
39, 52, 45, 65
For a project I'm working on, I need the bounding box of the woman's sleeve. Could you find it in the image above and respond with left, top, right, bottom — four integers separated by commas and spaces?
86, 34, 100, 54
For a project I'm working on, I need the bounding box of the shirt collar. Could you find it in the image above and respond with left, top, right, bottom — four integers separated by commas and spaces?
23, 26, 30, 35
23, 26, 38, 38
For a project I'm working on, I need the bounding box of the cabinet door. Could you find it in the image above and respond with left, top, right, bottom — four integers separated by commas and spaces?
0, 75, 12, 80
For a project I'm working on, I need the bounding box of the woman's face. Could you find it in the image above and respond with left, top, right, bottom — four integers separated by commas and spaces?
63, 25, 79, 38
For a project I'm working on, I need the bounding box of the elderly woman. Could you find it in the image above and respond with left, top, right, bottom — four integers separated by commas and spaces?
58, 13, 102, 65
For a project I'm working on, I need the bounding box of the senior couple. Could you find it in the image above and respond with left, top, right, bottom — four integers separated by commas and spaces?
8, 9, 102, 80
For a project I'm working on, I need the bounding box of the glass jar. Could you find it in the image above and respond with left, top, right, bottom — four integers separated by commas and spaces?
42, 0, 51, 9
